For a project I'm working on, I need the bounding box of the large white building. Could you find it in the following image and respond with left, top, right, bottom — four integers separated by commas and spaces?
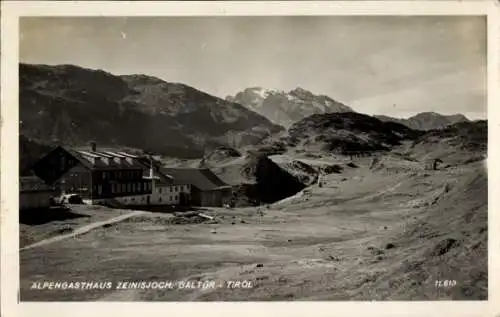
114, 158, 191, 206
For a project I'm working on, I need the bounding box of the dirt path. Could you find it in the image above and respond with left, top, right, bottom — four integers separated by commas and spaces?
20, 210, 146, 251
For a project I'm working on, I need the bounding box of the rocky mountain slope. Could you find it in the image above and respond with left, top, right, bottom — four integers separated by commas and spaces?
199, 148, 307, 207
375, 112, 470, 131
408, 120, 487, 165
254, 112, 423, 156
226, 87, 353, 128
20, 63, 283, 159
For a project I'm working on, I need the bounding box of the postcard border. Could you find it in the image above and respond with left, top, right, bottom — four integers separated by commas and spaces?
1, 1, 499, 317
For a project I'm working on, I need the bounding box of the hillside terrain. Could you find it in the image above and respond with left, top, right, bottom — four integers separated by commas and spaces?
226, 87, 353, 128
250, 112, 423, 157
406, 120, 487, 165
375, 112, 470, 131
18, 63, 487, 302
19, 63, 283, 159
197, 148, 307, 207
20, 140, 487, 301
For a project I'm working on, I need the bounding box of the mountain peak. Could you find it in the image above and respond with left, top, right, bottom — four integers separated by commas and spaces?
228, 87, 353, 127
289, 86, 313, 96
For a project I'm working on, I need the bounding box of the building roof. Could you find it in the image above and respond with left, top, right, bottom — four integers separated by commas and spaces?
32, 146, 152, 185
62, 147, 146, 170
160, 168, 231, 191
20, 176, 54, 193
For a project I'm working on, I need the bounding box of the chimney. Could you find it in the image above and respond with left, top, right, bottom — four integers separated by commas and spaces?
90, 141, 97, 152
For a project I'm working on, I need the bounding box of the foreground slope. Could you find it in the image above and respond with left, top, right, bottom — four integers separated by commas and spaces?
19, 155, 486, 301
20, 125, 487, 301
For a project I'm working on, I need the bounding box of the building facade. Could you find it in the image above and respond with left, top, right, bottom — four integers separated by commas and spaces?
161, 168, 232, 207
32, 145, 152, 205
19, 176, 55, 210
30, 144, 232, 208
114, 160, 192, 206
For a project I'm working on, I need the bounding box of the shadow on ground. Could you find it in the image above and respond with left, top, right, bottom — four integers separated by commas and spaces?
19, 206, 90, 225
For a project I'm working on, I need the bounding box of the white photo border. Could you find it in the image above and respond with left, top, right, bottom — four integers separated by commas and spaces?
1, 1, 499, 317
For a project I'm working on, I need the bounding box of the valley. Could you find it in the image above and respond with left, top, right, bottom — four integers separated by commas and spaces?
20, 143, 487, 301
18, 62, 488, 302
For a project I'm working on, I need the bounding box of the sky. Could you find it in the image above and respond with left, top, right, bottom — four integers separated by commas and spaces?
20, 16, 487, 120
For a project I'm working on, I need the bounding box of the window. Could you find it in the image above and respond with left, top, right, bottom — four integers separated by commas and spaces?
97, 185, 102, 195
175, 195, 178, 201
158, 188, 162, 194
159, 197, 162, 202
170, 196, 172, 201
169, 187, 172, 192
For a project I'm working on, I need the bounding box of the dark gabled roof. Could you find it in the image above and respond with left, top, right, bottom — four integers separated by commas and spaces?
20, 176, 54, 193
160, 168, 231, 191
65, 147, 146, 170
32, 146, 151, 185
